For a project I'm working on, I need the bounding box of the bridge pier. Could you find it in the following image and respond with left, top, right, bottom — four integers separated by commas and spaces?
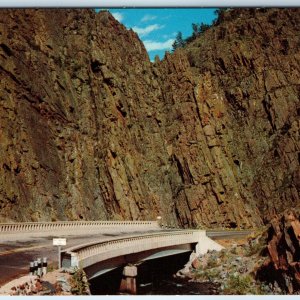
119, 265, 137, 295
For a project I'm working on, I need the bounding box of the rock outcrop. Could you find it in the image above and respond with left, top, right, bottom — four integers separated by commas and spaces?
0, 9, 299, 228
190, 210, 300, 294
0, 268, 90, 295
256, 209, 300, 294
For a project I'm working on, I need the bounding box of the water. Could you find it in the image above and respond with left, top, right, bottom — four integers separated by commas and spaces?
89, 252, 220, 295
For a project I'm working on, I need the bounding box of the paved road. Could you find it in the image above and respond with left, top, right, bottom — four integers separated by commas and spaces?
0, 230, 164, 287
0, 229, 253, 287
207, 230, 253, 239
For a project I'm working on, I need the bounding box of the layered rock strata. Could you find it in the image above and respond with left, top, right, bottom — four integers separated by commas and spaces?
0, 9, 299, 228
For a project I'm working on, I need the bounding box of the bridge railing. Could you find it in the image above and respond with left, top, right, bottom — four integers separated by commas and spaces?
0, 221, 160, 235
64, 230, 203, 269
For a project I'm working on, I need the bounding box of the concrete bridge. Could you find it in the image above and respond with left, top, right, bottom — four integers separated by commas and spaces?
61, 228, 223, 293
0, 221, 223, 294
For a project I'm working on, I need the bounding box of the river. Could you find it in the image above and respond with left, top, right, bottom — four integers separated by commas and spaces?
89, 252, 220, 295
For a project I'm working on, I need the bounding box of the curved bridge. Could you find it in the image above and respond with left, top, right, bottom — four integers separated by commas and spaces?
61, 230, 223, 280
0, 221, 224, 294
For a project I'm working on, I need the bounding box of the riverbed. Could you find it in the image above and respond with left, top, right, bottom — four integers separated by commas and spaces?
89, 252, 220, 295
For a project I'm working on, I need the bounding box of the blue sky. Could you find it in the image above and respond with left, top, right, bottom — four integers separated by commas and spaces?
98, 8, 217, 61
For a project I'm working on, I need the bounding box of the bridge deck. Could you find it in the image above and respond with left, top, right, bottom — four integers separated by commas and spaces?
62, 230, 223, 275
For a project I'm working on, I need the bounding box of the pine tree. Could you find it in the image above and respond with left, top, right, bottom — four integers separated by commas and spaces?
172, 31, 185, 51
214, 8, 228, 24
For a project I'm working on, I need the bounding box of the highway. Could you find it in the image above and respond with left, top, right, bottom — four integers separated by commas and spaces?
0, 231, 155, 286
207, 230, 253, 239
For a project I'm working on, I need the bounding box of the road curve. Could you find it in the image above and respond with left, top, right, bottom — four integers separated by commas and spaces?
207, 230, 253, 239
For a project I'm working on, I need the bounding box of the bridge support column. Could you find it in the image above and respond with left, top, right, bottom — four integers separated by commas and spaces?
119, 265, 137, 295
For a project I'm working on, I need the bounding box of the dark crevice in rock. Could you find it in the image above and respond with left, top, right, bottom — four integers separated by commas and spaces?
116, 103, 127, 118
287, 226, 300, 261
281, 122, 291, 135
274, 149, 280, 158
218, 58, 226, 72
233, 159, 240, 167
14, 166, 21, 174
173, 155, 185, 184
3, 163, 11, 171
229, 221, 238, 229
0, 65, 21, 85
262, 95, 276, 131
0, 43, 13, 56
91, 60, 102, 73
111, 150, 117, 159
183, 158, 194, 185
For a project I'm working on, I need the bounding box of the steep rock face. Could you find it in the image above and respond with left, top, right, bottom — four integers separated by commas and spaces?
0, 9, 298, 228
0, 9, 160, 222
154, 52, 261, 227
184, 8, 300, 224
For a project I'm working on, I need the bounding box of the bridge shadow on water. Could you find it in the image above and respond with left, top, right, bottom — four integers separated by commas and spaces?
89, 252, 219, 295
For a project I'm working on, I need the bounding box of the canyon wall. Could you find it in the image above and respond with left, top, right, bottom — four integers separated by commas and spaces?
0, 9, 298, 228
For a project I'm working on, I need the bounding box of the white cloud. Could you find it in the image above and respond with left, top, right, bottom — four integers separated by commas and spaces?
162, 32, 177, 39
132, 24, 164, 37
141, 14, 157, 22
143, 39, 175, 52
112, 12, 124, 22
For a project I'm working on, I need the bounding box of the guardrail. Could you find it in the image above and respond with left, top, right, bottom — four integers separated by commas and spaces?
0, 220, 160, 234
64, 230, 204, 269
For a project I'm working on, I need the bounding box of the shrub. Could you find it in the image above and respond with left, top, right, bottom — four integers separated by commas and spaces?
194, 268, 220, 282
223, 274, 255, 294
206, 257, 220, 269
245, 242, 265, 256
69, 268, 90, 295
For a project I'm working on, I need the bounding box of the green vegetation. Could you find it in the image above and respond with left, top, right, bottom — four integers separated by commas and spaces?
245, 228, 268, 256
245, 241, 265, 257
223, 274, 256, 295
172, 22, 211, 51
172, 31, 186, 50
230, 246, 238, 255
47, 262, 58, 273
191, 228, 271, 294
206, 256, 220, 269
213, 8, 228, 25
194, 268, 220, 282
185, 23, 211, 44
172, 8, 230, 51
69, 268, 90, 295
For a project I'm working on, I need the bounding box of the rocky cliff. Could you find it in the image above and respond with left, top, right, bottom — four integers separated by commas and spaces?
0, 8, 299, 228
256, 209, 300, 294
